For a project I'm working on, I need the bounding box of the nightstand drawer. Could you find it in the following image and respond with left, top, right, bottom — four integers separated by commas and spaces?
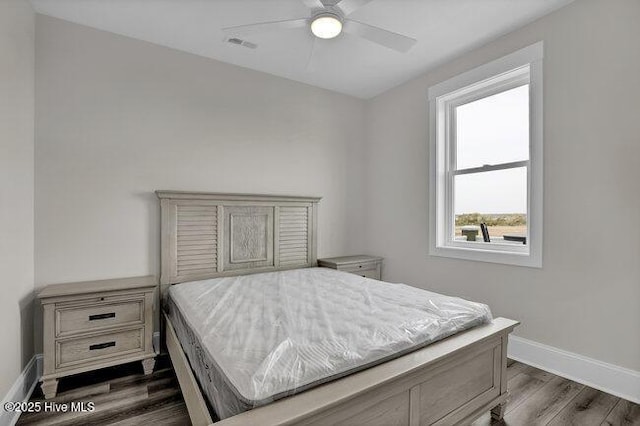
57, 328, 144, 368
337, 262, 376, 272
318, 255, 383, 280
351, 268, 380, 279
341, 265, 380, 279
56, 299, 144, 336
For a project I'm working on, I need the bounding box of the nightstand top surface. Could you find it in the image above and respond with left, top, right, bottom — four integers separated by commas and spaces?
318, 255, 382, 266
38, 275, 157, 299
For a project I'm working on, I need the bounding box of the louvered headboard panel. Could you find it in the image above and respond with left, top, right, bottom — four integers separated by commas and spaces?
279, 206, 310, 267
176, 204, 219, 277
157, 192, 320, 293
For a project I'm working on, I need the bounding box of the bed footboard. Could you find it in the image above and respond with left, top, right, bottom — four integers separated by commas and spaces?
168, 317, 517, 426
296, 327, 509, 426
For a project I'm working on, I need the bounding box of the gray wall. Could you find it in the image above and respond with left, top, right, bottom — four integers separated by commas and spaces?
0, 0, 35, 397
35, 15, 366, 289
363, 0, 640, 371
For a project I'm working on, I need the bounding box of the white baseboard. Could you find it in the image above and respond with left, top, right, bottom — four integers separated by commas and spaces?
0, 354, 43, 426
508, 335, 640, 404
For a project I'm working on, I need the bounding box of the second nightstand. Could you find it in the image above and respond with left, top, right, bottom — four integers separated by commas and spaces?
318, 255, 383, 280
38, 276, 157, 399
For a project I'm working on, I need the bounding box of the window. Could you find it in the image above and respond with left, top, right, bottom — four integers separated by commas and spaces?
428, 42, 543, 267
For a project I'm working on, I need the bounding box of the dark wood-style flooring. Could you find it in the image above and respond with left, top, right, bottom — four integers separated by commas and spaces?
17, 357, 640, 425
472, 360, 640, 426
17, 356, 189, 426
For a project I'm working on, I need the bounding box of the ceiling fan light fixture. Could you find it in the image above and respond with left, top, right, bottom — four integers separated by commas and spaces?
311, 13, 343, 39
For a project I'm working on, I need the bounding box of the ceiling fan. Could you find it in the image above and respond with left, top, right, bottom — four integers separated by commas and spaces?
222, 0, 417, 53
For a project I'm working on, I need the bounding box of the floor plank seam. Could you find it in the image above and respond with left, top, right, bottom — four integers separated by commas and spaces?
599, 398, 621, 426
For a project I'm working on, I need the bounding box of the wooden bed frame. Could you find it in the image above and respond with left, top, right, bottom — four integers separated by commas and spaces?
157, 191, 518, 426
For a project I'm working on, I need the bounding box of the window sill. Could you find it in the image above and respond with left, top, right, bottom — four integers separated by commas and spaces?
430, 244, 541, 268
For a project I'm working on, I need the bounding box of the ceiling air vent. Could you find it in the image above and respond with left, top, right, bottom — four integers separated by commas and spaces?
225, 37, 257, 49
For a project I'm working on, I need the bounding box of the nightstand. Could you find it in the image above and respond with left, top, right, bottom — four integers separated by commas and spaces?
38, 276, 157, 399
318, 255, 383, 280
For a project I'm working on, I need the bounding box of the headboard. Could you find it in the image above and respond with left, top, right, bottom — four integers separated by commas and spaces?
156, 191, 320, 295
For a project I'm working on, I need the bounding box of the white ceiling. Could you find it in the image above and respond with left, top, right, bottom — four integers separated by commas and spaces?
30, 0, 574, 99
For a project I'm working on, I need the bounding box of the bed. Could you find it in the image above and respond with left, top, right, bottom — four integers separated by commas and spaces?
157, 191, 518, 426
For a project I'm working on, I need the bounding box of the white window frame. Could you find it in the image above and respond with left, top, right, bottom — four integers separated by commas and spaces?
428, 42, 543, 268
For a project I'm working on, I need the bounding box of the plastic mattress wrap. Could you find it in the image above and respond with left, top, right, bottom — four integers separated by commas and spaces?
167, 267, 492, 419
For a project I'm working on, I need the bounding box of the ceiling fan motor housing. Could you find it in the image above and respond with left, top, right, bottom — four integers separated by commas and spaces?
310, 12, 343, 39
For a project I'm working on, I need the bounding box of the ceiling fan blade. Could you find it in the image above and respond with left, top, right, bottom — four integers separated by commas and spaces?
335, 0, 374, 16
305, 37, 318, 71
300, 0, 325, 9
222, 18, 308, 37
343, 20, 417, 52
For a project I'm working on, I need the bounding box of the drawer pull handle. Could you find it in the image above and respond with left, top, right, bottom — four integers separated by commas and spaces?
89, 312, 116, 321
89, 341, 116, 350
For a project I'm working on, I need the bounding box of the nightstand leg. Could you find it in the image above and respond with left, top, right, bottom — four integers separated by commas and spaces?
142, 357, 155, 375
41, 378, 58, 399
491, 402, 506, 420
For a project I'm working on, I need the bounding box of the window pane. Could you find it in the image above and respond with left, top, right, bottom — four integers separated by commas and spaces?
454, 168, 527, 242
456, 85, 529, 170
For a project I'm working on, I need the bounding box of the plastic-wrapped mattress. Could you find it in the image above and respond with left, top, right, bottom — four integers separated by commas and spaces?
166, 267, 492, 419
